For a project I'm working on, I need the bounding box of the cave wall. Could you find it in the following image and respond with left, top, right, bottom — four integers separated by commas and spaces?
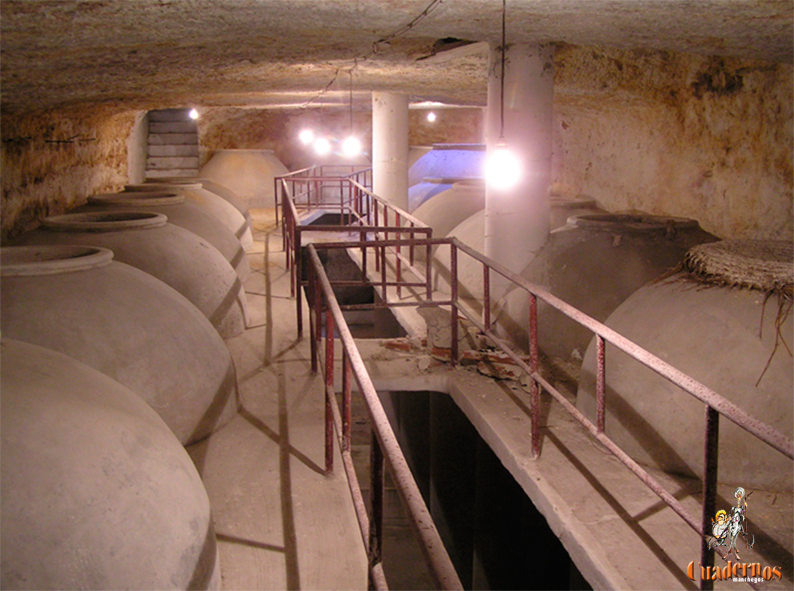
1, 107, 138, 243
553, 45, 793, 241
1, 45, 790, 243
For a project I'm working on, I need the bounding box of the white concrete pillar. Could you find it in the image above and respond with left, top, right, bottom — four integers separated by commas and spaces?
372, 92, 409, 211
484, 43, 555, 292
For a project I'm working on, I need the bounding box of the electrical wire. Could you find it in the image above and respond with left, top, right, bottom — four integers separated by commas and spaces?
499, 0, 506, 140
300, 0, 445, 109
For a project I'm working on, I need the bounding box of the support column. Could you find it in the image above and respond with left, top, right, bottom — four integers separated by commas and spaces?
372, 92, 409, 211
484, 43, 554, 297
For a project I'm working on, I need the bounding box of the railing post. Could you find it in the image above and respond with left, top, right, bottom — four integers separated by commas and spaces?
450, 243, 459, 366
529, 293, 541, 459
483, 264, 491, 331
368, 434, 384, 586
396, 213, 402, 299
274, 177, 280, 228
295, 228, 303, 337
325, 308, 335, 475
309, 265, 317, 373
425, 231, 432, 300
596, 335, 606, 433
360, 231, 367, 279
700, 406, 719, 591
342, 350, 352, 452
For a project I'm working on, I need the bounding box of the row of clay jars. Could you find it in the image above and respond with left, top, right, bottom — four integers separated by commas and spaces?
14, 210, 249, 339
0, 245, 239, 447
1, 338, 221, 590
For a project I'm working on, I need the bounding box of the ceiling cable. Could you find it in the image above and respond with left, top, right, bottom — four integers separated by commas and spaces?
300, 0, 444, 108
499, 0, 506, 140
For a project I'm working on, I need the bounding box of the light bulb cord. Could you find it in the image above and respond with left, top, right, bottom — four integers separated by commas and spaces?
499, 0, 506, 141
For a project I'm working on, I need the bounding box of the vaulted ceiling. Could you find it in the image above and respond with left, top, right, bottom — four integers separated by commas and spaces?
1, 0, 792, 114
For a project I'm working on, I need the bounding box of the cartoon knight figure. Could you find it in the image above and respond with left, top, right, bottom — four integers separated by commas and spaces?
726, 486, 753, 560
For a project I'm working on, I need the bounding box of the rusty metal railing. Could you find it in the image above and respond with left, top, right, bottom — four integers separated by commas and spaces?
280, 172, 793, 591
305, 243, 463, 591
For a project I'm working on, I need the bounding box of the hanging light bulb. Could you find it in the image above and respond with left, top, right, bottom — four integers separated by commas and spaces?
486, 0, 521, 190
485, 143, 522, 190
427, 111, 437, 123
313, 137, 331, 156
188, 108, 199, 120
299, 129, 315, 145
341, 136, 361, 158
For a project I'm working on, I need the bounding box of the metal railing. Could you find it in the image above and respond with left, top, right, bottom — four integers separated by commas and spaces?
305, 243, 463, 591
279, 173, 794, 591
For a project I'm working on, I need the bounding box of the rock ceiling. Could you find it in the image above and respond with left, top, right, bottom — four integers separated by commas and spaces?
1, 0, 792, 115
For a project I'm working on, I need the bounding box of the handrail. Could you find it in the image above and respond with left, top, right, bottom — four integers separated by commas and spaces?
305, 243, 464, 591
281, 171, 793, 591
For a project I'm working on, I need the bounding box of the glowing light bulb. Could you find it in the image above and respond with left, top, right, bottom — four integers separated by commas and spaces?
313, 137, 331, 156
485, 145, 522, 190
299, 129, 315, 145
188, 109, 199, 120
427, 111, 437, 122
341, 136, 361, 158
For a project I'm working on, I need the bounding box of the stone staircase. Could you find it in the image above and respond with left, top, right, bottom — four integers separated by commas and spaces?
145, 109, 200, 179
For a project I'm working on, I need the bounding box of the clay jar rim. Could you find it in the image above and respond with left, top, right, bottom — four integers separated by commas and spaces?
567, 213, 700, 233
41, 211, 168, 233
89, 191, 185, 207
431, 143, 486, 151
126, 182, 203, 192
420, 177, 471, 185
144, 177, 208, 186
451, 178, 486, 191
1, 245, 114, 276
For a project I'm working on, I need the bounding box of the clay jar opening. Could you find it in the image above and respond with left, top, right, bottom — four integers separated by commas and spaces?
88, 192, 185, 207
567, 213, 700, 234
127, 183, 203, 192
41, 211, 168, 233
1, 245, 114, 276
423, 177, 470, 185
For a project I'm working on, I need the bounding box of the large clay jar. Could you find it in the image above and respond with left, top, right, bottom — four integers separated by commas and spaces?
1, 245, 239, 445
15, 211, 248, 339
126, 181, 253, 251
577, 240, 793, 491
0, 338, 220, 590
494, 213, 718, 362
80, 191, 250, 282
431, 194, 604, 302
198, 149, 290, 209
408, 144, 485, 187
412, 179, 485, 246
408, 177, 462, 213
146, 176, 253, 247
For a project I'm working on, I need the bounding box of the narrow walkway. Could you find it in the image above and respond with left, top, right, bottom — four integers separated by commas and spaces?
187, 210, 368, 590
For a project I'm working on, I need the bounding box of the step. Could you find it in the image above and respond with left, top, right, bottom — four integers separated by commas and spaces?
146, 156, 200, 170
148, 144, 199, 157
149, 121, 197, 134
149, 109, 194, 123
145, 169, 198, 179
148, 133, 198, 146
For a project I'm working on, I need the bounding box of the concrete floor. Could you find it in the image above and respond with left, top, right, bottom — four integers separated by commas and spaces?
188, 210, 792, 590
187, 210, 368, 591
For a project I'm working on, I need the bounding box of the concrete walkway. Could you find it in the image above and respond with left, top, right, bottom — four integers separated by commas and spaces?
187, 211, 368, 591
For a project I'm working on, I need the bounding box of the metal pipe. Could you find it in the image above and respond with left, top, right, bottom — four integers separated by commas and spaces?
325, 307, 335, 474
